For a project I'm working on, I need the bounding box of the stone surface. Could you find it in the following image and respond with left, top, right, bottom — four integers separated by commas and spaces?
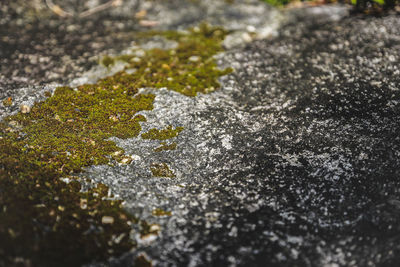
1, 1, 400, 266
0, 0, 280, 119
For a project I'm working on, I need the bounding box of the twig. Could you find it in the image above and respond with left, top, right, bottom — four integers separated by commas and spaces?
79, 0, 123, 18
45, 0, 73, 17
45, 0, 124, 18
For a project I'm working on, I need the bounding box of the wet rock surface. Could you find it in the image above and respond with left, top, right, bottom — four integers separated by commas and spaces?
1, 1, 400, 266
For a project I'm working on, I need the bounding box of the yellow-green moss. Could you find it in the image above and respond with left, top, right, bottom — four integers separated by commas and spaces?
101, 55, 115, 68
0, 23, 233, 266
107, 23, 233, 97
2, 97, 12, 107
5, 81, 154, 174
0, 130, 137, 266
142, 125, 183, 140
154, 142, 177, 152
152, 208, 172, 216
150, 163, 175, 178
0, 69, 155, 267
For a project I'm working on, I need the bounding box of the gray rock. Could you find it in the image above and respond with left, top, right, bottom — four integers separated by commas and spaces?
2, 1, 400, 266
0, 0, 281, 117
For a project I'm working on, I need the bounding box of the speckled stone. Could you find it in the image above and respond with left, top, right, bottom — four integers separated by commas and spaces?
0, 0, 280, 119
1, 1, 400, 266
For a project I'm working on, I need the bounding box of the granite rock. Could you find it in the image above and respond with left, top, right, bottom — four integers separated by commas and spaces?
1, 1, 400, 266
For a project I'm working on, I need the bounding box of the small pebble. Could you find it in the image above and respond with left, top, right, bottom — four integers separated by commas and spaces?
139, 20, 159, 27
132, 57, 141, 63
20, 104, 31, 113
80, 199, 88, 209
109, 115, 119, 122
120, 157, 132, 164
113, 150, 123, 157
246, 25, 256, 33
149, 224, 161, 232
241, 32, 252, 43
189, 56, 200, 62
102, 216, 114, 224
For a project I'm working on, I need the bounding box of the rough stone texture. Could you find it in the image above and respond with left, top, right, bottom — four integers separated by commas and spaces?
0, 0, 280, 119
1, 1, 400, 266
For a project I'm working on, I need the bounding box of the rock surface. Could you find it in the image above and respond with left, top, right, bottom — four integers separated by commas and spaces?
1, 1, 400, 266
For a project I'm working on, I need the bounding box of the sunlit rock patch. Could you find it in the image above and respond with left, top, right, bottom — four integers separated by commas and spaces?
0, 23, 232, 266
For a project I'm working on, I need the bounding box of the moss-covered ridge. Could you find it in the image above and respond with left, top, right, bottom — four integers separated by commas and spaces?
0, 130, 137, 267
7, 83, 154, 174
0, 74, 151, 266
142, 125, 184, 140
102, 23, 233, 97
0, 23, 231, 266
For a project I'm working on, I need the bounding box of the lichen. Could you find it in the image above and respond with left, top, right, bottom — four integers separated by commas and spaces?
150, 163, 175, 178
142, 126, 183, 140
154, 142, 177, 152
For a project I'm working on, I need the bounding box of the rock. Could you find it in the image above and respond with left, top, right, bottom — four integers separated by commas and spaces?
2, 1, 400, 267
101, 216, 115, 224
188, 56, 200, 62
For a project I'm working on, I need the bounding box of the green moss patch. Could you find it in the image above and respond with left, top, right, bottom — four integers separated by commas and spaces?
2, 97, 12, 107
261, 0, 291, 6
0, 72, 155, 266
0, 23, 232, 266
5, 83, 154, 175
152, 208, 172, 217
104, 23, 233, 97
150, 163, 175, 178
0, 132, 136, 266
142, 126, 183, 140
154, 142, 177, 152
101, 55, 116, 68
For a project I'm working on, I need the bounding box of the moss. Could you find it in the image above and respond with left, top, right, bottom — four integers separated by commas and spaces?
108, 23, 233, 97
0, 71, 155, 266
352, 0, 398, 12
2, 97, 12, 107
154, 142, 177, 152
142, 125, 183, 140
261, 0, 291, 6
0, 23, 233, 266
6, 81, 154, 174
101, 55, 115, 68
150, 163, 175, 178
0, 129, 137, 266
134, 254, 153, 267
261, 0, 398, 10
152, 208, 172, 216
139, 221, 160, 237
